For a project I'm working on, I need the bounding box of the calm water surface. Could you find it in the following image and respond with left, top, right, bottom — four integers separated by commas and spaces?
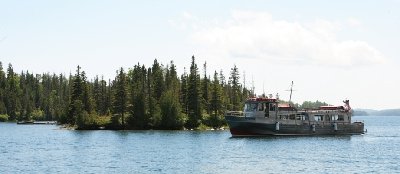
1, 116, 399, 173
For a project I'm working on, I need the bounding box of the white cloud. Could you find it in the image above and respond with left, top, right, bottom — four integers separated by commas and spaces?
347, 17, 362, 27
183, 10, 385, 67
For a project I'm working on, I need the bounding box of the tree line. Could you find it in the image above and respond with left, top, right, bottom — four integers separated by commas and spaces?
0, 56, 250, 129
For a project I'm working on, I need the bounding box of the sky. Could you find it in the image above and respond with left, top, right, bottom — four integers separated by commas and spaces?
0, 0, 399, 110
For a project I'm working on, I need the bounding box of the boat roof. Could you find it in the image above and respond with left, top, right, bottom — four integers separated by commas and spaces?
246, 97, 277, 103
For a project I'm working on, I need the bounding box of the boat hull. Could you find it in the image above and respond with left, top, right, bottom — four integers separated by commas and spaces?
225, 116, 364, 136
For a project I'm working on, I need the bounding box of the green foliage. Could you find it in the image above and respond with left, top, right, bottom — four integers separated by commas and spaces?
95, 115, 111, 127
127, 64, 149, 129
0, 114, 8, 122
208, 71, 225, 128
186, 56, 202, 129
5, 63, 19, 120
1, 56, 257, 130
0, 62, 6, 115
160, 90, 186, 130
300, 100, 330, 109
229, 65, 241, 111
31, 109, 45, 121
180, 70, 188, 115
202, 112, 225, 129
66, 66, 84, 124
202, 62, 210, 115
112, 67, 128, 128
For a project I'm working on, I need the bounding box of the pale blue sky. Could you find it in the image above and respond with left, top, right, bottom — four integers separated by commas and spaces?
1, 0, 399, 109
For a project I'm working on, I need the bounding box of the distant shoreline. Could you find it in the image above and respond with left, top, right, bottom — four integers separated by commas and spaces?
353, 109, 400, 116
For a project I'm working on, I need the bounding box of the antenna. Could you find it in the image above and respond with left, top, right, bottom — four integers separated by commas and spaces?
251, 75, 255, 97
285, 81, 295, 105
263, 81, 265, 97
243, 71, 245, 88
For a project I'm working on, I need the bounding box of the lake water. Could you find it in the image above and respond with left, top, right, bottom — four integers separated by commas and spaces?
1, 116, 399, 174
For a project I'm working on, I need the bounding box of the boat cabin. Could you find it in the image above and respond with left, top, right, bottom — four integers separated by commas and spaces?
241, 97, 353, 124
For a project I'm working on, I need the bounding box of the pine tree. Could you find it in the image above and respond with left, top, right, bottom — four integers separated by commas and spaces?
229, 65, 241, 111
127, 64, 148, 129
149, 59, 163, 128
0, 62, 7, 115
151, 59, 164, 101
81, 71, 94, 114
186, 55, 202, 129
93, 75, 101, 115
160, 61, 186, 129
210, 71, 224, 128
5, 63, 19, 120
99, 76, 108, 115
180, 68, 188, 115
202, 62, 210, 115
112, 67, 128, 128
66, 65, 84, 124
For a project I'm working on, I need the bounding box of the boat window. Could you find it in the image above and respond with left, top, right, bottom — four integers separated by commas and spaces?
269, 103, 276, 111
314, 115, 323, 121
258, 103, 265, 111
296, 114, 307, 120
338, 115, 344, 121
279, 115, 288, 120
245, 103, 258, 112
332, 115, 338, 121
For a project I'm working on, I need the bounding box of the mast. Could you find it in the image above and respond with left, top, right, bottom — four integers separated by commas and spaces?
288, 81, 294, 106
251, 75, 255, 97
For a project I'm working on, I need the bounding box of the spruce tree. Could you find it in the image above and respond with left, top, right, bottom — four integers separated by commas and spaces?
229, 65, 241, 111
93, 75, 101, 115
180, 68, 188, 115
66, 66, 84, 124
210, 71, 224, 128
0, 62, 6, 115
128, 64, 148, 129
112, 67, 128, 128
186, 55, 202, 129
5, 63, 18, 120
81, 71, 94, 114
202, 62, 210, 115
160, 61, 185, 129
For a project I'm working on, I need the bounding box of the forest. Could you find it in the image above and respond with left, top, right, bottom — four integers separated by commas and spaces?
0, 56, 330, 129
0, 56, 250, 129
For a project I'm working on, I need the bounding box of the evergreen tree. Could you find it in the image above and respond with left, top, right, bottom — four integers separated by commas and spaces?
93, 75, 101, 115
202, 62, 210, 115
66, 66, 84, 124
0, 62, 7, 114
148, 59, 163, 128
180, 68, 188, 115
186, 55, 202, 129
160, 90, 185, 129
19, 71, 34, 121
229, 65, 241, 111
210, 71, 224, 128
112, 67, 128, 128
99, 76, 108, 115
160, 61, 186, 129
128, 64, 148, 129
151, 59, 164, 100
105, 79, 112, 116
81, 71, 94, 114
5, 63, 19, 120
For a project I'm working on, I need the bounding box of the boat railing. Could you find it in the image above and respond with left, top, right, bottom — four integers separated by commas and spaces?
353, 120, 364, 124
308, 121, 354, 126
225, 111, 244, 117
